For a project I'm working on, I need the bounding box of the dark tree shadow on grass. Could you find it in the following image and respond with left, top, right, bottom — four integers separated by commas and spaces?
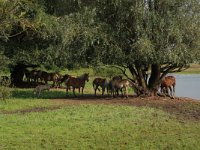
11, 89, 117, 100
12, 89, 67, 99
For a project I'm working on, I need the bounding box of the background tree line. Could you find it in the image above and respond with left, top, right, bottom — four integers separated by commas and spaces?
0, 0, 200, 95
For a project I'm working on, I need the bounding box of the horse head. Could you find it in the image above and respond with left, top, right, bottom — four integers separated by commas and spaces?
84, 73, 89, 82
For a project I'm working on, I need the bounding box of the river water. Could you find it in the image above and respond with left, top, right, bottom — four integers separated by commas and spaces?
172, 74, 200, 100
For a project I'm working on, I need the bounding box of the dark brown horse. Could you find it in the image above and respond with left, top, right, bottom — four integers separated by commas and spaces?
24, 69, 43, 83
93, 77, 108, 96
58, 74, 71, 87
65, 73, 89, 97
160, 76, 176, 98
41, 71, 61, 87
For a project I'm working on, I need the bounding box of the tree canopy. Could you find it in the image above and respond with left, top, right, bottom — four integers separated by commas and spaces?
1, 0, 200, 94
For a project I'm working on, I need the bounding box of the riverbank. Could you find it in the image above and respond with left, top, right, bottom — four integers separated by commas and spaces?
178, 64, 200, 74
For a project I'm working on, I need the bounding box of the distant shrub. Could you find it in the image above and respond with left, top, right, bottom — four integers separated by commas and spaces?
0, 86, 12, 101
93, 66, 123, 78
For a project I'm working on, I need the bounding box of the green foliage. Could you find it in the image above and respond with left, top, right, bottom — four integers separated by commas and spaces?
93, 66, 123, 78
0, 51, 10, 71
0, 0, 200, 91
0, 0, 199, 68
0, 86, 12, 101
0, 0, 62, 67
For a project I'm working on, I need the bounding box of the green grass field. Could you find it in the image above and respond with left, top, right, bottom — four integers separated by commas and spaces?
1, 101, 200, 150
0, 87, 200, 150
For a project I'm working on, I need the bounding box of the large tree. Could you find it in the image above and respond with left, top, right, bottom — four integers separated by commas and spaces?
0, 0, 62, 66
0, 0, 62, 85
1, 0, 200, 94
61, 0, 200, 95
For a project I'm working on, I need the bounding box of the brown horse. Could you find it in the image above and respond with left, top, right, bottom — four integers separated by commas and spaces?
24, 69, 43, 83
108, 75, 123, 96
41, 71, 61, 87
110, 79, 134, 98
58, 74, 71, 87
93, 77, 108, 96
112, 75, 123, 81
65, 73, 89, 97
160, 76, 176, 98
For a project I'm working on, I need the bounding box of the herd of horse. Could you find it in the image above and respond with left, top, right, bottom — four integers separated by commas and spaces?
23, 69, 63, 87
93, 75, 176, 98
0, 69, 176, 98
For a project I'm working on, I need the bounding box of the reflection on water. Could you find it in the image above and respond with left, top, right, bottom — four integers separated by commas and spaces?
172, 74, 200, 100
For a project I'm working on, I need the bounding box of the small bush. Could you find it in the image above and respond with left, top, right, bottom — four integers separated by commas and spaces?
0, 86, 12, 101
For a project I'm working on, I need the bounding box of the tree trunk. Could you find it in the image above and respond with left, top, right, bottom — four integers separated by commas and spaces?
148, 64, 161, 96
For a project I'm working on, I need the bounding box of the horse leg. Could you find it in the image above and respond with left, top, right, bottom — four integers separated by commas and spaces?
102, 86, 105, 96
173, 84, 175, 97
168, 86, 173, 98
120, 88, 124, 97
125, 87, 128, 98
93, 84, 96, 95
81, 86, 84, 96
106, 86, 109, 95
111, 86, 115, 98
94, 87, 97, 96
66, 86, 69, 95
73, 88, 76, 97
95, 85, 99, 95
162, 87, 167, 96
116, 89, 119, 96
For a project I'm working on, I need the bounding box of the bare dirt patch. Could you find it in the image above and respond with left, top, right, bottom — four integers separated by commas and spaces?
2, 95, 200, 121
51, 96, 200, 121
2, 106, 61, 115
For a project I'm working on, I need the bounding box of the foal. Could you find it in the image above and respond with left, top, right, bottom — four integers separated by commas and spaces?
160, 76, 176, 98
33, 84, 51, 97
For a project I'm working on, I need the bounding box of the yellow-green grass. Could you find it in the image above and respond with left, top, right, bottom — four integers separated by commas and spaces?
177, 64, 200, 74
0, 105, 200, 150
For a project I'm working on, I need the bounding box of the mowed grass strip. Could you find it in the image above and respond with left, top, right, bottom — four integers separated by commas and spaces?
0, 105, 200, 150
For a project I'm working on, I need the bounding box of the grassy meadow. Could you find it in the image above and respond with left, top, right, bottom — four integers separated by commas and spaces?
178, 64, 200, 74
0, 65, 200, 149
